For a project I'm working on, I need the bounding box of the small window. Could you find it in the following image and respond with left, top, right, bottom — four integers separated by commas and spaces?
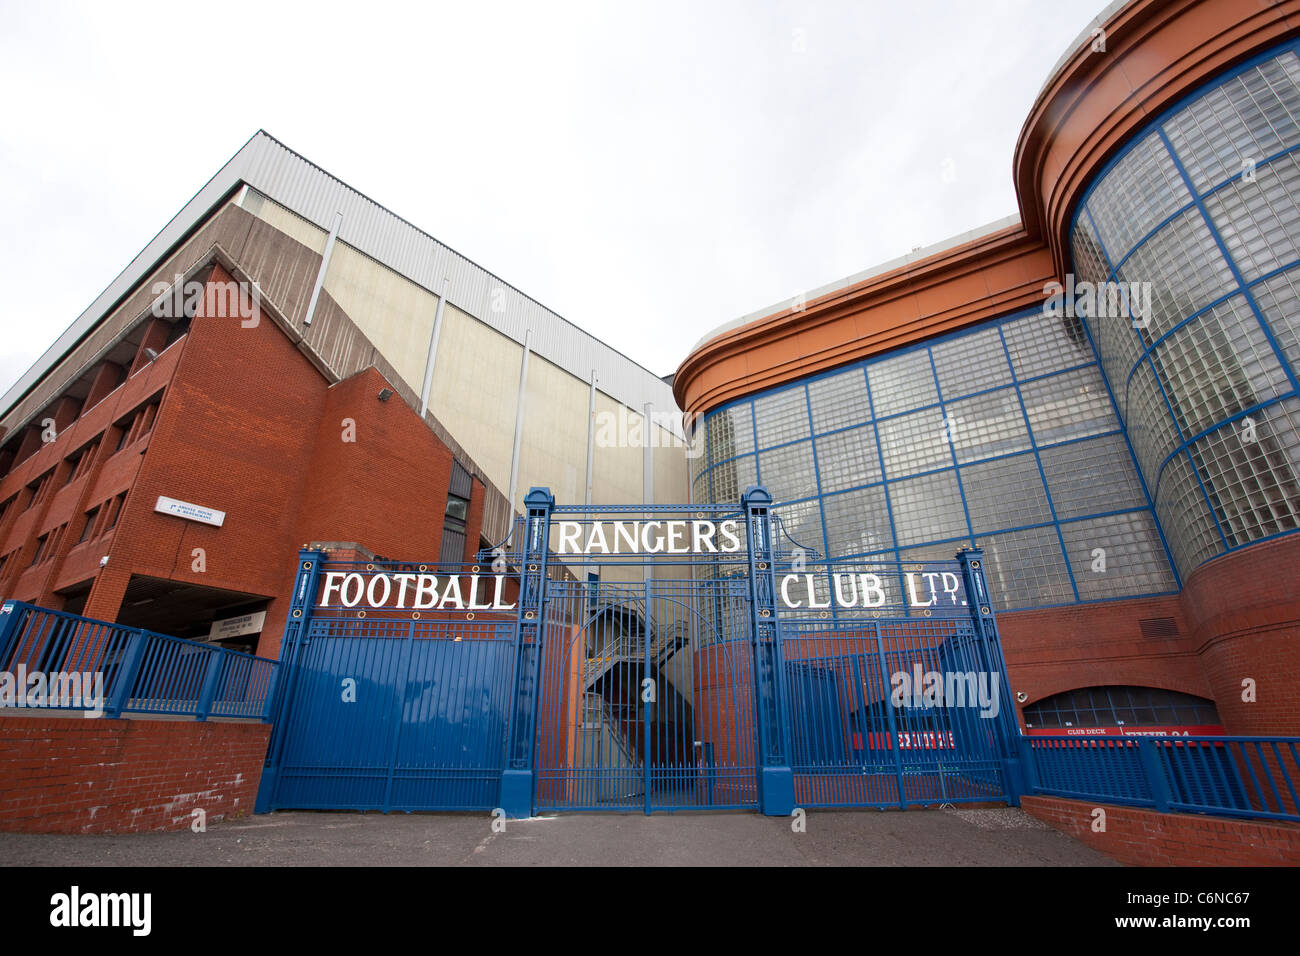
164, 316, 192, 347
65, 440, 99, 485
30, 534, 47, 567
79, 507, 100, 543
22, 472, 51, 512
105, 493, 125, 531
445, 494, 469, 524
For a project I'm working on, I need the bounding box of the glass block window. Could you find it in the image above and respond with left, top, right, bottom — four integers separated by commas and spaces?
1020, 365, 1117, 446
1252, 265, 1300, 369
1002, 313, 1092, 379
1125, 361, 1183, 488
1087, 309, 1145, 420
1155, 453, 1224, 573
877, 407, 950, 477
1115, 207, 1235, 340
1039, 434, 1148, 520
1160, 50, 1300, 192
977, 525, 1074, 609
758, 440, 817, 504
867, 349, 938, 418
698, 301, 1172, 609
1085, 132, 1191, 260
753, 387, 810, 447
822, 485, 892, 558
710, 453, 757, 506
889, 470, 968, 546
814, 425, 881, 492
772, 498, 825, 555
1188, 397, 1300, 546
931, 328, 1012, 399
1203, 152, 1300, 281
1148, 295, 1290, 437
960, 452, 1051, 534
1070, 45, 1300, 579
946, 388, 1031, 463
1061, 511, 1176, 600
707, 403, 754, 465
1070, 218, 1111, 284
808, 369, 870, 433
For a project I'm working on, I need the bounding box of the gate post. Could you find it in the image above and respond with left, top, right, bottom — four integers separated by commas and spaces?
742, 485, 795, 816
255, 548, 325, 814
956, 547, 1027, 804
499, 487, 554, 819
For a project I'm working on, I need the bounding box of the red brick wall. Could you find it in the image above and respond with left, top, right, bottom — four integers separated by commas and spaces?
997, 533, 1300, 736
1, 264, 483, 662
999, 595, 1209, 729
1179, 536, 1300, 735
0, 716, 270, 834
1021, 794, 1300, 866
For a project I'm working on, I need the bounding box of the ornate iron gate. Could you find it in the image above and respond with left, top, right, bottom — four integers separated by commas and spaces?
256, 486, 1024, 816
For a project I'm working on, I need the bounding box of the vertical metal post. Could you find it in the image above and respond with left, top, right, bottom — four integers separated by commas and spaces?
499, 487, 553, 818
0, 601, 25, 667
303, 213, 342, 327
194, 647, 226, 721
105, 628, 148, 719
742, 485, 794, 816
872, 621, 907, 808
507, 332, 532, 510
585, 370, 598, 507
643, 577, 652, 815
956, 547, 1024, 804
1137, 738, 1173, 813
255, 549, 325, 814
419, 278, 451, 418
642, 403, 654, 585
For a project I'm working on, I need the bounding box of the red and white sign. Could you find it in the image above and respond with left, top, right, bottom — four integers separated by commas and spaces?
855, 730, 957, 750
1023, 725, 1224, 737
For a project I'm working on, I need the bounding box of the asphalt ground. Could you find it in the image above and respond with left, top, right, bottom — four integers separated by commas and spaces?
0, 805, 1117, 866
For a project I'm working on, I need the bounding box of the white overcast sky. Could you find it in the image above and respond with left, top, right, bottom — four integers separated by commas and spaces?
0, 0, 1105, 395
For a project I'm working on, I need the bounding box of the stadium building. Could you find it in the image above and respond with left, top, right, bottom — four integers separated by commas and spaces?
0, 132, 685, 656
1, 0, 1297, 752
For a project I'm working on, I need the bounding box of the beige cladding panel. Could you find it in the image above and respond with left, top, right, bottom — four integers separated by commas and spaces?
241, 191, 328, 254
654, 428, 690, 504
590, 392, 645, 506
321, 241, 439, 391
427, 303, 520, 488
514, 353, 588, 509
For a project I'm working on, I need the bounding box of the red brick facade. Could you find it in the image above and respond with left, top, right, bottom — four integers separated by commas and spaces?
0, 716, 270, 834
0, 263, 485, 659
1022, 795, 1300, 866
1001, 533, 1300, 736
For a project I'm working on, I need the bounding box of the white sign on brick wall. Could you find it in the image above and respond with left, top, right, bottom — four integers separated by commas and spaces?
155, 495, 225, 527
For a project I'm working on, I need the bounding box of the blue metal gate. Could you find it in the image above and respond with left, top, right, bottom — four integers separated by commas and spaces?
258, 558, 518, 812
256, 485, 1023, 816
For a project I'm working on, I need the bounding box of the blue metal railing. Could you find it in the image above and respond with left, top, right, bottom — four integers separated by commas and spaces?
1023, 734, 1300, 823
0, 600, 279, 721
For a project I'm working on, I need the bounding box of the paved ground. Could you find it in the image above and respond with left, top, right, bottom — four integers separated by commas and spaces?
0, 806, 1117, 866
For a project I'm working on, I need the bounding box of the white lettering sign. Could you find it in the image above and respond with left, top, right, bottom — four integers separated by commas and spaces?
207, 611, 266, 641
155, 495, 225, 527
778, 571, 964, 610
555, 519, 742, 554
317, 572, 516, 612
